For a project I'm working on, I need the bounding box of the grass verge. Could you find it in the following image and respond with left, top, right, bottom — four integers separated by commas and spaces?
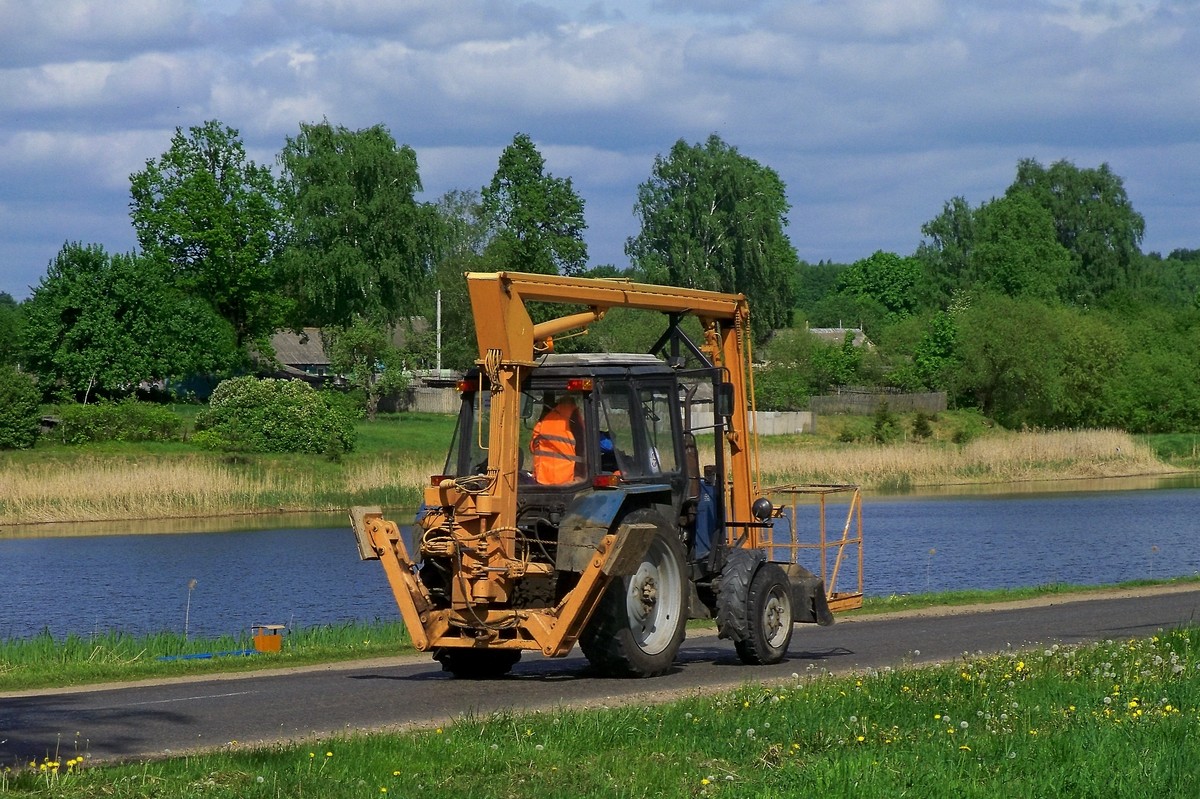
6, 627, 1198, 797
0, 621, 411, 693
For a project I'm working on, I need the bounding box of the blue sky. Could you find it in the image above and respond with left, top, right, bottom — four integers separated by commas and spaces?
2, 0, 1198, 300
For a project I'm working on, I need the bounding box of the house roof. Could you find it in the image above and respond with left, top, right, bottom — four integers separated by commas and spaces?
807, 326, 872, 348
269, 328, 329, 366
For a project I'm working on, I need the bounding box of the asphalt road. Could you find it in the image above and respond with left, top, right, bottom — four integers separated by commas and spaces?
4, 586, 1199, 765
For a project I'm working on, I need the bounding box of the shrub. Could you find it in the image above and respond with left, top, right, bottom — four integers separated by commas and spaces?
911, 411, 934, 441
0, 366, 41, 449
872, 401, 900, 444
194, 377, 356, 455
55, 400, 183, 444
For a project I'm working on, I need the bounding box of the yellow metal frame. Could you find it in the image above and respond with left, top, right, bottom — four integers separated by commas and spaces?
762, 484, 865, 612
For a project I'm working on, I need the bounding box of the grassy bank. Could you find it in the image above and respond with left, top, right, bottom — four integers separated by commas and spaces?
6, 579, 1197, 694
2, 411, 1192, 528
6, 627, 1198, 797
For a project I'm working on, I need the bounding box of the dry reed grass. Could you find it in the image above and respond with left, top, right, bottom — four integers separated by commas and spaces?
0, 430, 1175, 527
0, 458, 309, 525
341, 456, 442, 495
757, 428, 1173, 487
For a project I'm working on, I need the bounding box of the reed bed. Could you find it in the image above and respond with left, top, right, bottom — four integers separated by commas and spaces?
341, 455, 442, 496
757, 428, 1172, 489
0, 428, 1179, 528
0, 458, 302, 525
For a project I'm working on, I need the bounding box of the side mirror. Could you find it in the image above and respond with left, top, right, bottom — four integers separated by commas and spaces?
715, 382, 735, 419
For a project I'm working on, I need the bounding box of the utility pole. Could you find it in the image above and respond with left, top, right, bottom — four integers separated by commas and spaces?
436, 289, 442, 373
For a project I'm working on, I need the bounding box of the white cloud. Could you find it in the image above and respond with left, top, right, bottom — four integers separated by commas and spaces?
2, 0, 1200, 298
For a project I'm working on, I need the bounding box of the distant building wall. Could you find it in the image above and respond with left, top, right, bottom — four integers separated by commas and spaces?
691, 410, 816, 435
809, 389, 947, 416
380, 385, 462, 414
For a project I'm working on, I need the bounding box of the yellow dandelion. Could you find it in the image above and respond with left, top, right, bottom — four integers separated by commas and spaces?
701, 778, 711, 786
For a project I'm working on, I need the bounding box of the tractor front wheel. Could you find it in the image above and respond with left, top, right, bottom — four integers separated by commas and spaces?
735, 563, 794, 665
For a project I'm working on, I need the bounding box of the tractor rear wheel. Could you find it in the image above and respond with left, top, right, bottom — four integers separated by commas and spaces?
434, 648, 522, 679
580, 510, 688, 677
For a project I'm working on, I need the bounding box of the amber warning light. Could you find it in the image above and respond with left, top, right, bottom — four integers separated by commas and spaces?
566, 378, 593, 392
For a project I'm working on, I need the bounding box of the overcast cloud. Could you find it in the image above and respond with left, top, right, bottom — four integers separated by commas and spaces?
2, 0, 1197, 299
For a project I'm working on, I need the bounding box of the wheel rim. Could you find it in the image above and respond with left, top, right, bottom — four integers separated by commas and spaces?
626, 536, 683, 655
761, 584, 792, 649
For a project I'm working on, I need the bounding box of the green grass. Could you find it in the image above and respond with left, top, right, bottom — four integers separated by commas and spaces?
0, 621, 411, 693
1140, 433, 1200, 467
854, 575, 1200, 615
6, 628, 1198, 797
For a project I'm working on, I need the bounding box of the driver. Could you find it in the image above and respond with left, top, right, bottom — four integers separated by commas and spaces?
531, 397, 583, 484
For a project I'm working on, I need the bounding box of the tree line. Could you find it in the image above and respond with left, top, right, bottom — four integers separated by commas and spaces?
2, 119, 1199, 440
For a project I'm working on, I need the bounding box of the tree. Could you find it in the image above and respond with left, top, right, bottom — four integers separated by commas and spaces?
21, 243, 236, 400
916, 196, 976, 303
130, 120, 288, 348
912, 310, 961, 392
971, 194, 1073, 302
953, 295, 1063, 427
834, 250, 925, 322
423, 190, 492, 371
327, 317, 410, 420
0, 291, 22, 367
480, 133, 587, 276
279, 120, 437, 327
1006, 158, 1145, 302
626, 134, 798, 339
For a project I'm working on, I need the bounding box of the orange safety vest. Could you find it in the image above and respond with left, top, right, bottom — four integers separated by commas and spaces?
531, 404, 580, 484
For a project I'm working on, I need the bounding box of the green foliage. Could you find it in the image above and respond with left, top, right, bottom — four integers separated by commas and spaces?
0, 365, 40, 449
835, 250, 925, 321
130, 120, 289, 347
910, 411, 934, 440
756, 327, 872, 409
916, 195, 975, 304
20, 243, 237, 400
954, 295, 1063, 427
972, 193, 1073, 301
194, 377, 356, 455
279, 120, 436, 327
872, 401, 900, 443
627, 134, 798, 339
0, 291, 22, 367
1007, 158, 1145, 302
912, 310, 960, 391
327, 317, 410, 420
481, 133, 587, 276
752, 364, 811, 412
54, 400, 182, 444
792, 260, 848, 316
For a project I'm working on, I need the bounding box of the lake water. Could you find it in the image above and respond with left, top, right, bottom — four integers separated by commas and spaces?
3, 481, 1199, 641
